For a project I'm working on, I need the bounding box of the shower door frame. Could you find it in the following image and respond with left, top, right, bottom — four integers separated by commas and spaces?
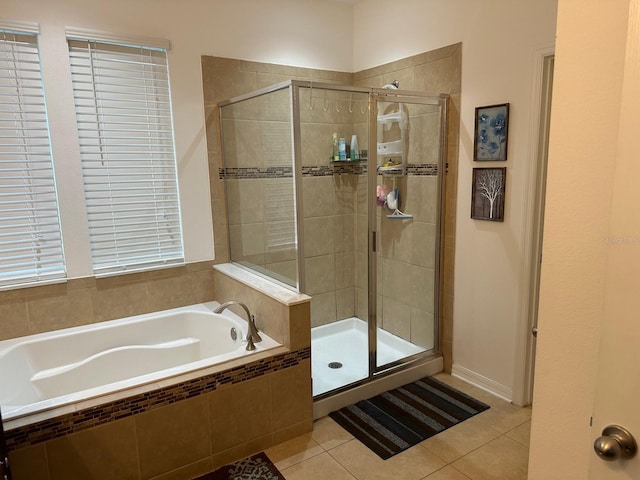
366, 89, 448, 378
219, 80, 448, 396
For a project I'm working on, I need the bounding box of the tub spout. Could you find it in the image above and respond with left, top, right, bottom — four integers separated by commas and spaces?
213, 301, 262, 348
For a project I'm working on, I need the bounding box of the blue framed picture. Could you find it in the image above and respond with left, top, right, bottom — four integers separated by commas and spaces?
474, 103, 509, 161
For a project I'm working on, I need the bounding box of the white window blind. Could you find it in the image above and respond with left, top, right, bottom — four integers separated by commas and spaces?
68, 38, 183, 275
0, 29, 66, 288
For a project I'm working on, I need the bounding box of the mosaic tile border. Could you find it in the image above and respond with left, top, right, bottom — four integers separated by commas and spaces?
219, 163, 438, 179
6, 346, 311, 451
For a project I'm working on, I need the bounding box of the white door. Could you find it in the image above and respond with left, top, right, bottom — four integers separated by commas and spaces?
588, 2, 640, 477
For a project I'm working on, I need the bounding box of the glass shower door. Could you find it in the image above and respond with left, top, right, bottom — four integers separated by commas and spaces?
220, 86, 298, 288
298, 85, 371, 396
372, 96, 445, 371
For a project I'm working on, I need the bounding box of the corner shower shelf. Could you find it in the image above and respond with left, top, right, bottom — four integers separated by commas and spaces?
377, 164, 405, 176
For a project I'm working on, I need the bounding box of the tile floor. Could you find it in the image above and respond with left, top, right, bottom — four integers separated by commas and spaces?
265, 373, 532, 480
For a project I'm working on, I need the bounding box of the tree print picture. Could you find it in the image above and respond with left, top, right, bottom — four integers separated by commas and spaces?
471, 167, 506, 221
474, 103, 509, 161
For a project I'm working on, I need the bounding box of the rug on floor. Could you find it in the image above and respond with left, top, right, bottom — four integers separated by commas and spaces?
193, 452, 283, 480
329, 376, 490, 460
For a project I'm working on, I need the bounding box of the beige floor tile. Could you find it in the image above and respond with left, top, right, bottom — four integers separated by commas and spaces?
329, 439, 446, 480
452, 436, 529, 480
473, 403, 532, 435
311, 416, 354, 451
420, 415, 502, 463
265, 433, 324, 470
422, 465, 472, 480
280, 452, 357, 480
432, 373, 477, 393
505, 420, 531, 448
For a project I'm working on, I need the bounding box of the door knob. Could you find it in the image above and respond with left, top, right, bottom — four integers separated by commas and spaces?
594, 425, 637, 461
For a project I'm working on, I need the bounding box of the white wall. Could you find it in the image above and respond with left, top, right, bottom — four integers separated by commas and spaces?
353, 0, 558, 399
0, 0, 353, 278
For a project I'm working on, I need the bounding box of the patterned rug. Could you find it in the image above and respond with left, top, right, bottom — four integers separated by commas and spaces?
193, 452, 283, 480
329, 376, 490, 459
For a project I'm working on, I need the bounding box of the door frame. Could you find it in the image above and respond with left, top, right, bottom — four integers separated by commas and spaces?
512, 44, 555, 407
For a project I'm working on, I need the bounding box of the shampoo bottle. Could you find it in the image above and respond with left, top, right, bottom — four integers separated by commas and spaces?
332, 133, 339, 161
350, 135, 360, 161
338, 137, 347, 161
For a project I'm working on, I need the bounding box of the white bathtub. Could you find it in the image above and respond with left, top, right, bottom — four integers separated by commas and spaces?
0, 302, 280, 423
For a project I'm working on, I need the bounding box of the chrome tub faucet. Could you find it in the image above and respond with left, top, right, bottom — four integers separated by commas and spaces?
213, 301, 262, 350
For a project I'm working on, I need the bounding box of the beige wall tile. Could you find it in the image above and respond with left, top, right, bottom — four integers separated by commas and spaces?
414, 56, 458, 95
210, 375, 272, 453
381, 296, 411, 340
336, 287, 355, 320
28, 287, 94, 333
310, 291, 337, 327
90, 279, 149, 323
270, 359, 312, 431
411, 221, 437, 269
302, 176, 335, 218
265, 260, 298, 288
136, 395, 211, 479
304, 255, 335, 295
146, 271, 202, 312
8, 443, 50, 480
0, 299, 30, 340
332, 214, 355, 253
334, 252, 355, 290
228, 223, 266, 260
304, 216, 335, 257
288, 301, 311, 351
226, 179, 265, 226
46, 418, 138, 480
411, 308, 435, 350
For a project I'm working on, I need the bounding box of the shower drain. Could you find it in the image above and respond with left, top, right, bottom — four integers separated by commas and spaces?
328, 362, 343, 369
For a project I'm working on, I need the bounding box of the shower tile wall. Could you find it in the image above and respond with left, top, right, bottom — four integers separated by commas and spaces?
202, 43, 460, 371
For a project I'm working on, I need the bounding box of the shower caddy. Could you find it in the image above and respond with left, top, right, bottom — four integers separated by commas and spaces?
377, 102, 412, 219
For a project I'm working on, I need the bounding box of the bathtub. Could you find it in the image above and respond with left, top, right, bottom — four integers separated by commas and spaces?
0, 302, 280, 424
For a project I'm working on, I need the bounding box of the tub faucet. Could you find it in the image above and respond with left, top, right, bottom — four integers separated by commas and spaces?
213, 301, 262, 350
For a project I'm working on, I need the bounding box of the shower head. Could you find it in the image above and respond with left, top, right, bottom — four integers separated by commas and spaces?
383, 80, 399, 89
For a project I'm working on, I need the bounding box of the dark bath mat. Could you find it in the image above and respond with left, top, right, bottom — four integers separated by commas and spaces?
329, 376, 490, 460
193, 452, 283, 480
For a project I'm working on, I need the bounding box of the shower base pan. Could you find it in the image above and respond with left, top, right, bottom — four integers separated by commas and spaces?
311, 317, 427, 397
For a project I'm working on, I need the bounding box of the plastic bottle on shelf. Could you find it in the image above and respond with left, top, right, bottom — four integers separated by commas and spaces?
332, 133, 339, 161
350, 135, 360, 161
338, 137, 347, 161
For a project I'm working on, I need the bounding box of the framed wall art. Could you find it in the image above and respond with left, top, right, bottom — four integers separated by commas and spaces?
471, 167, 506, 221
474, 103, 509, 161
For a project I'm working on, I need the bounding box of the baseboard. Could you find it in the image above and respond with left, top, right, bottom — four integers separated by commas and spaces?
451, 364, 513, 402
313, 356, 443, 419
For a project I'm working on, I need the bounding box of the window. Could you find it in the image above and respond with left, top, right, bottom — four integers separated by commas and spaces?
0, 26, 66, 288
67, 34, 183, 275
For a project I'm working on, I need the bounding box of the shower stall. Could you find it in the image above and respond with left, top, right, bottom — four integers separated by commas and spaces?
218, 80, 447, 405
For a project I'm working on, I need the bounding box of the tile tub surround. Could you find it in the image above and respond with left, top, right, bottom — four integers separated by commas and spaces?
7, 265, 314, 480
0, 260, 216, 342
